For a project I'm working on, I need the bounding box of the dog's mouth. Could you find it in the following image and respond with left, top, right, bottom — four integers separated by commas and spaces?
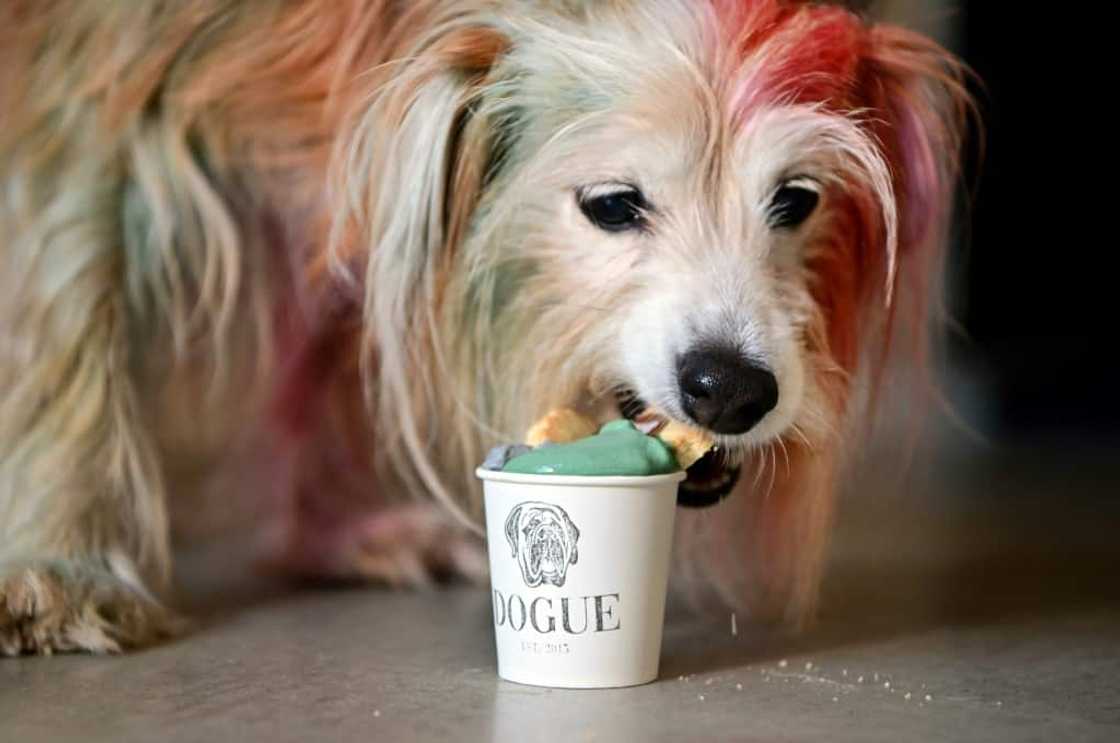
675, 448, 741, 508
617, 390, 740, 508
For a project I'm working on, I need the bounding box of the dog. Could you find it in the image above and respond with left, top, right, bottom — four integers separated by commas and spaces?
0, 0, 971, 655
505, 502, 581, 588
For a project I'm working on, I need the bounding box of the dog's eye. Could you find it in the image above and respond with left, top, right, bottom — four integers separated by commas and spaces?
578, 185, 648, 233
768, 179, 820, 229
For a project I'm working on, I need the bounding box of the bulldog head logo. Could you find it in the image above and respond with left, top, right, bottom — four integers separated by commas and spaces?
505, 502, 581, 588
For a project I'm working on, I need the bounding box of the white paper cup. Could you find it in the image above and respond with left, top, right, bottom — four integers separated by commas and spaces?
476, 467, 684, 689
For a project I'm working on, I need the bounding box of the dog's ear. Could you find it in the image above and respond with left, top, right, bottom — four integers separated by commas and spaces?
328, 16, 511, 524
504, 505, 522, 557
332, 18, 510, 273
724, 22, 975, 629
859, 24, 973, 304
759, 25, 972, 625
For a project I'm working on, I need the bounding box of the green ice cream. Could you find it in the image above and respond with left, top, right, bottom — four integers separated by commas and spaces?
501, 420, 680, 476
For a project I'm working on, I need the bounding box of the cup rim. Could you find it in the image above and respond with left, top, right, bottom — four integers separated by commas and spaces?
475, 467, 686, 487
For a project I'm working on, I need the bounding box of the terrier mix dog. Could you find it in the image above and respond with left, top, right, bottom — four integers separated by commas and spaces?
0, 0, 970, 654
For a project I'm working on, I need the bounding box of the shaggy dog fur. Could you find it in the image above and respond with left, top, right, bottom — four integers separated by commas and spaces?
0, 0, 970, 654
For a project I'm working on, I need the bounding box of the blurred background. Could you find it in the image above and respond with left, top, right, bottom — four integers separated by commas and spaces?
872, 0, 1118, 444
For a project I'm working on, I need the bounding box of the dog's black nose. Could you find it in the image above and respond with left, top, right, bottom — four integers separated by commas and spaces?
678, 347, 779, 435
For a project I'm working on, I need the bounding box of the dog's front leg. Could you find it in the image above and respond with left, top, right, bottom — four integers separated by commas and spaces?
0, 209, 181, 658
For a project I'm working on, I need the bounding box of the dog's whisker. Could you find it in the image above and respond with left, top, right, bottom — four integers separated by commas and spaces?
757, 444, 779, 507
757, 446, 772, 504
767, 444, 778, 501
776, 435, 792, 477
751, 448, 768, 491
789, 423, 815, 452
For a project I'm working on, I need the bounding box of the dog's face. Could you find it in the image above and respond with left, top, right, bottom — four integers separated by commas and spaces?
506, 100, 839, 448
504, 502, 580, 588
445, 2, 909, 505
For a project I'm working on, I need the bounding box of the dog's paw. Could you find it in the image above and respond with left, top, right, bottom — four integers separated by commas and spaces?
344, 505, 489, 589
0, 560, 183, 656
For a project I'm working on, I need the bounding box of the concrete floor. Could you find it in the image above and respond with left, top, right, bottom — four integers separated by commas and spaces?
3, 437, 1119, 742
